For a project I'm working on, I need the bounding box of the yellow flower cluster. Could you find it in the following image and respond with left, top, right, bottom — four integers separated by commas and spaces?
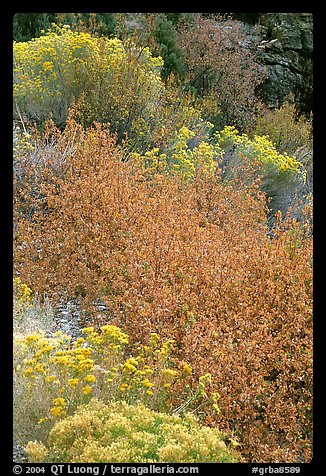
215, 126, 304, 176
169, 127, 216, 179
181, 362, 192, 375
251, 135, 302, 173
81, 325, 129, 350
14, 324, 221, 439
13, 277, 32, 302
25, 398, 238, 463
13, 26, 165, 127
50, 397, 66, 417
116, 336, 180, 402
137, 126, 218, 180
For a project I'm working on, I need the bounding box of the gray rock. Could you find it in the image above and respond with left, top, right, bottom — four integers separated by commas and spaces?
234, 13, 312, 113
255, 13, 313, 112
13, 442, 28, 463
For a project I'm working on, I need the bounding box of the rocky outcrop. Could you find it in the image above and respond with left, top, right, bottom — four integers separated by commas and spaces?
239, 13, 313, 113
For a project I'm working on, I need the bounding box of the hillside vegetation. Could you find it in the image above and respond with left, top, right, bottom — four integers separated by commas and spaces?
13, 16, 313, 463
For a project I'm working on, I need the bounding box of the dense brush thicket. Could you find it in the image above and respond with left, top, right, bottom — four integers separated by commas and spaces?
13, 16, 313, 463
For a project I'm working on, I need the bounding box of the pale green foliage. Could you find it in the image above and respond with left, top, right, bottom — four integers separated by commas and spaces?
26, 398, 238, 463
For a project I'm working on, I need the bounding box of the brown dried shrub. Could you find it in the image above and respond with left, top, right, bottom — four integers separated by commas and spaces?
175, 13, 266, 131
14, 118, 312, 462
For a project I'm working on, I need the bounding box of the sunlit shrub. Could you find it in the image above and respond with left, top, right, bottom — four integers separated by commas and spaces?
25, 398, 238, 463
214, 125, 306, 215
14, 325, 218, 448
13, 26, 210, 152
254, 96, 313, 157
132, 125, 220, 180
13, 26, 162, 129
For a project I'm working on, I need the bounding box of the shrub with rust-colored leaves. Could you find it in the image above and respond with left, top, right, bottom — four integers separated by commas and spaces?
176, 14, 266, 130
14, 118, 312, 463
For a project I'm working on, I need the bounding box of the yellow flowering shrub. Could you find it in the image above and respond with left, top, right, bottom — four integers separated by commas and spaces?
214, 126, 306, 213
26, 398, 238, 463
13, 26, 209, 153
14, 277, 32, 302
132, 125, 220, 180
13, 26, 162, 128
14, 326, 219, 447
215, 126, 304, 177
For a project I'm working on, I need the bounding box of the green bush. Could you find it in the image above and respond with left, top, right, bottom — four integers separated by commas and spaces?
25, 398, 238, 463
13, 13, 116, 42
153, 15, 186, 80
13, 13, 57, 42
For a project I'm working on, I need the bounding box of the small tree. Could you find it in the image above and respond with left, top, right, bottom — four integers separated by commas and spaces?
176, 14, 266, 130
13, 13, 57, 42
